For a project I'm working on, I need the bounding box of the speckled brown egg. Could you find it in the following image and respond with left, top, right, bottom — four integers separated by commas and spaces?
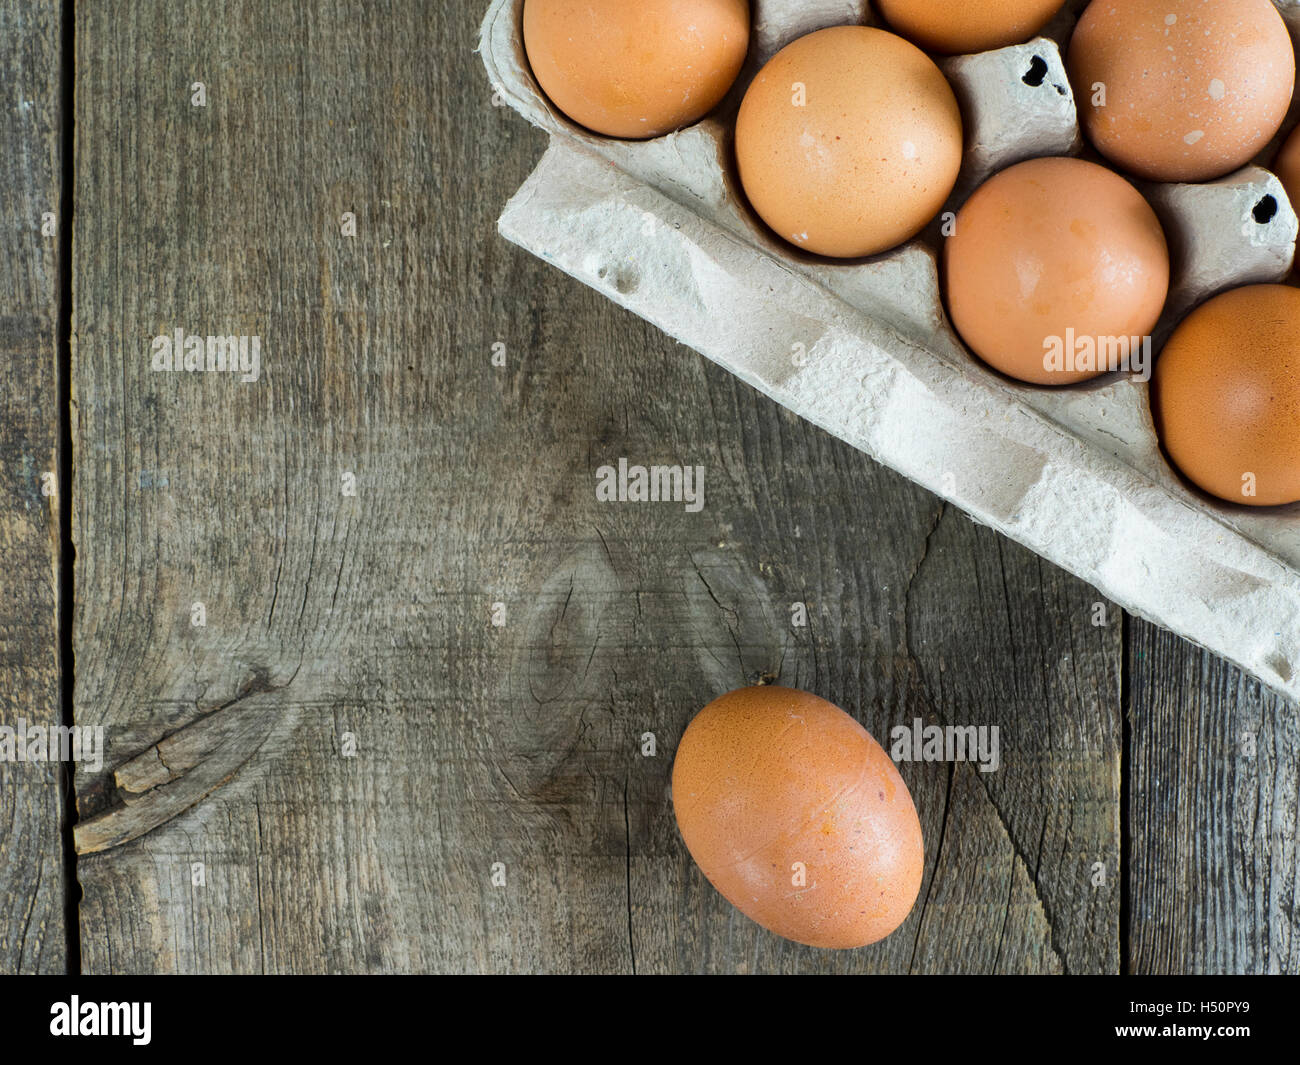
734, 26, 963, 258
1069, 0, 1295, 183
522, 0, 750, 139
944, 157, 1170, 386
877, 0, 1066, 55
1153, 285, 1300, 507
671, 686, 924, 949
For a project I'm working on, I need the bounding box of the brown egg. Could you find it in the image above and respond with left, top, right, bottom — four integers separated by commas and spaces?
1069, 0, 1295, 183
671, 686, 924, 949
522, 0, 750, 140
877, 0, 1066, 55
944, 157, 1169, 386
1153, 285, 1300, 507
734, 26, 963, 259
1275, 125, 1300, 241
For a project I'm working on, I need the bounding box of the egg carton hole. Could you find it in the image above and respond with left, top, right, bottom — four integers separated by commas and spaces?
1020, 54, 1067, 96
1255, 195, 1280, 224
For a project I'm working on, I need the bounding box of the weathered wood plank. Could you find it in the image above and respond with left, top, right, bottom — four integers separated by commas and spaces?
901, 515, 1122, 973
0, 0, 66, 976
1128, 621, 1300, 974
70, 0, 1122, 972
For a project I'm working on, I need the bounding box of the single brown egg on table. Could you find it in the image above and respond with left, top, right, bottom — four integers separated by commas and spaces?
1069, 0, 1295, 183
671, 686, 924, 949
735, 25, 963, 259
943, 157, 1169, 386
1153, 285, 1300, 507
876, 0, 1066, 55
522, 0, 750, 139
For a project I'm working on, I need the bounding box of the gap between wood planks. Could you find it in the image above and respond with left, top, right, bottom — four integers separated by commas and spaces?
1120, 613, 1132, 974
57, 0, 80, 976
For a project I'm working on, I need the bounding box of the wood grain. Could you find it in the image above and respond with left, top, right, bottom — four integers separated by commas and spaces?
66, 0, 1125, 973
0, 0, 67, 976
1128, 620, 1300, 974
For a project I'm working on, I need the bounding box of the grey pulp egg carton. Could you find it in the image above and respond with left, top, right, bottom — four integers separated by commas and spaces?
479, 0, 1300, 700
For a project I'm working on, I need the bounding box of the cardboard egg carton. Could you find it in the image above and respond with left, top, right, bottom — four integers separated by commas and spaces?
480, 0, 1300, 700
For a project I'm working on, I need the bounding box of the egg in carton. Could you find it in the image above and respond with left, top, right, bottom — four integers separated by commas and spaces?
479, 0, 1300, 700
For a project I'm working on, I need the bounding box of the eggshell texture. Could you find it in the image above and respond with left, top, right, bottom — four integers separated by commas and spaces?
944, 157, 1169, 386
671, 686, 924, 949
522, 0, 750, 139
1069, 0, 1295, 183
734, 26, 963, 258
1153, 285, 1300, 507
877, 0, 1066, 55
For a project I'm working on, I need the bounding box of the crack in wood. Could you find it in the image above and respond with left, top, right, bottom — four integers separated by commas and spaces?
73, 670, 297, 855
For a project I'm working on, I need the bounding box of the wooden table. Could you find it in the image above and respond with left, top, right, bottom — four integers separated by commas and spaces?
2, 1, 1297, 975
